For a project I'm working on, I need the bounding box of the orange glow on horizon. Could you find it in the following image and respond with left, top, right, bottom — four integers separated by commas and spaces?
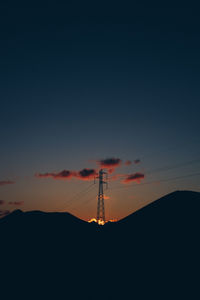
88, 218, 117, 225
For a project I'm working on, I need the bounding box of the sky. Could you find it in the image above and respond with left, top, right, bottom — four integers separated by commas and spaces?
0, 2, 200, 220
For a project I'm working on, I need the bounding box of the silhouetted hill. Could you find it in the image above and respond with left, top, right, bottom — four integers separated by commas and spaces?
118, 190, 200, 225
0, 208, 99, 253
1, 190, 200, 299
104, 190, 200, 257
105, 190, 200, 235
0, 209, 89, 228
1, 190, 200, 247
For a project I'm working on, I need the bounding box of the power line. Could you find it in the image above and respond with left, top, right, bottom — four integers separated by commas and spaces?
78, 189, 97, 207
146, 157, 200, 175
57, 148, 200, 214
59, 182, 95, 211
68, 184, 97, 209
109, 171, 200, 191
64, 170, 200, 217
109, 157, 200, 182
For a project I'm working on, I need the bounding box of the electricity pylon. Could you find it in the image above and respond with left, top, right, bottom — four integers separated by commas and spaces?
96, 169, 108, 224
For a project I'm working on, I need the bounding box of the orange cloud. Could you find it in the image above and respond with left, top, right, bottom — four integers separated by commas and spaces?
35, 170, 74, 180
97, 158, 122, 173
123, 172, 145, 184
35, 168, 97, 181
75, 169, 97, 181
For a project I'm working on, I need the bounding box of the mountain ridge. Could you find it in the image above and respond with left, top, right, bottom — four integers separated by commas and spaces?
1, 190, 199, 298
1, 189, 199, 226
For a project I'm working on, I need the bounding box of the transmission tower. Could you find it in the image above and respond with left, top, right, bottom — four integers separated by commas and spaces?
96, 169, 108, 224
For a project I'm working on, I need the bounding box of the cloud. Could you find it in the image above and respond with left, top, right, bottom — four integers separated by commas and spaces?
125, 160, 132, 166
36, 168, 97, 181
0, 200, 5, 205
134, 159, 141, 164
76, 169, 97, 181
98, 158, 121, 167
35, 170, 74, 180
35, 173, 54, 178
0, 210, 10, 217
0, 180, 15, 186
123, 172, 145, 184
53, 170, 74, 179
97, 158, 122, 173
8, 201, 24, 206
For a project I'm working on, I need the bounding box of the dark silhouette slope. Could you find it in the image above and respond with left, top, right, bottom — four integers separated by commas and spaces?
1, 190, 200, 247
1, 208, 99, 255
1, 190, 200, 299
0, 209, 90, 229
106, 190, 200, 235
104, 190, 200, 256
118, 190, 200, 226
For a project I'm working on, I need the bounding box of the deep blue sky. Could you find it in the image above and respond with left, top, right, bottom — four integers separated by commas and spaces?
0, 2, 200, 220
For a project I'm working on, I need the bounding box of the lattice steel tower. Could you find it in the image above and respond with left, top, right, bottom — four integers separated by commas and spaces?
97, 169, 107, 224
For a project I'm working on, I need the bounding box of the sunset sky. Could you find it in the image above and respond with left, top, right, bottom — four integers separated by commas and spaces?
0, 3, 200, 220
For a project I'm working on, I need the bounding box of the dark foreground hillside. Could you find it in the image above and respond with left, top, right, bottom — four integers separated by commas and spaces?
1, 190, 200, 299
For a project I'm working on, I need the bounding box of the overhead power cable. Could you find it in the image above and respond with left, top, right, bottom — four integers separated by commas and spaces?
59, 182, 95, 211
109, 171, 200, 191
109, 157, 200, 182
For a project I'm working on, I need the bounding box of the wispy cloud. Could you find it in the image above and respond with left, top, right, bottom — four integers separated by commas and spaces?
35, 170, 74, 180
123, 172, 145, 184
98, 158, 122, 168
97, 158, 122, 173
36, 156, 142, 183
36, 168, 97, 181
76, 169, 97, 180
